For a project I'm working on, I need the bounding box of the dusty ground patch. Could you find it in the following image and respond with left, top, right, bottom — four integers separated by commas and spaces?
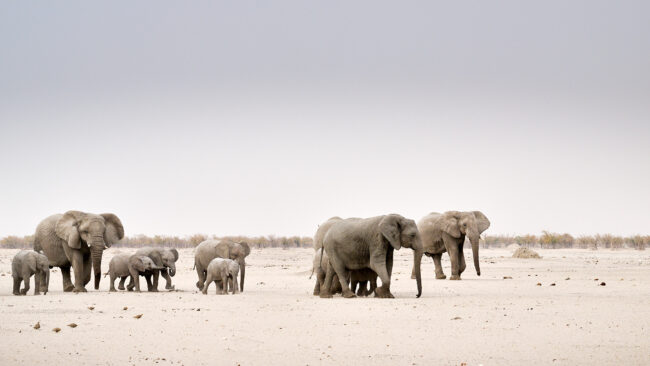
0, 248, 648, 365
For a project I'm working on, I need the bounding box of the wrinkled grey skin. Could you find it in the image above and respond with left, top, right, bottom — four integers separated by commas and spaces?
311, 248, 342, 295
321, 214, 423, 299
134, 247, 179, 291
202, 258, 240, 295
350, 268, 378, 297
195, 240, 250, 292
12, 250, 50, 295
34, 211, 124, 293
106, 253, 162, 292
416, 211, 490, 280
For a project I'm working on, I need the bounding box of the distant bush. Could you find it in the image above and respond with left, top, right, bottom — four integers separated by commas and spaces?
1, 232, 647, 250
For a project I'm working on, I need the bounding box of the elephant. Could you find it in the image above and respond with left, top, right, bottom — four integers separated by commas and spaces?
313, 216, 342, 252
311, 248, 342, 296
134, 247, 179, 291
350, 268, 378, 297
33, 211, 124, 292
195, 239, 250, 292
417, 211, 490, 280
12, 250, 50, 295
106, 253, 163, 292
202, 258, 240, 295
320, 214, 423, 299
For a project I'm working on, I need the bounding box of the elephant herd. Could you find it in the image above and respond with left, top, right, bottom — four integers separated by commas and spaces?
311, 211, 490, 298
10, 209, 490, 299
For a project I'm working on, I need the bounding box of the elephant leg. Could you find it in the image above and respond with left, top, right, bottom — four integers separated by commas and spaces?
458, 245, 467, 275
13, 276, 21, 295
34, 274, 41, 295
369, 254, 394, 298
118, 276, 127, 290
109, 274, 117, 292
220, 274, 228, 295
126, 276, 135, 291
82, 254, 92, 286
151, 270, 160, 292
445, 237, 461, 280
71, 251, 87, 292
351, 276, 359, 295
202, 273, 213, 294
20, 277, 30, 295
130, 271, 141, 292
319, 263, 335, 298
369, 277, 378, 296
433, 254, 446, 279
61, 266, 74, 292
144, 273, 153, 291
160, 269, 174, 290
331, 273, 343, 294
329, 258, 355, 298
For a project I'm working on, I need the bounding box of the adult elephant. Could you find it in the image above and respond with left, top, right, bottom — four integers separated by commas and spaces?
195, 239, 250, 292
134, 247, 179, 291
34, 211, 124, 292
313, 216, 342, 252
320, 214, 423, 299
417, 211, 490, 280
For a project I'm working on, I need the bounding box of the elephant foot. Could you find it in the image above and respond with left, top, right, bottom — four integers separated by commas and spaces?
34, 292, 41, 296
201, 291, 207, 295
196, 281, 203, 290
165, 285, 175, 290
12, 292, 20, 296
109, 288, 116, 292
435, 273, 447, 279
319, 292, 333, 299
63, 284, 75, 292
73, 287, 88, 293
375, 287, 394, 298
449, 275, 461, 280
313, 290, 320, 296
342, 289, 356, 298
118, 286, 125, 291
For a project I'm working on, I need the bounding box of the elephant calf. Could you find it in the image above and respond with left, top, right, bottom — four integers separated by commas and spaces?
350, 268, 378, 297
12, 250, 50, 295
106, 254, 162, 292
202, 258, 240, 295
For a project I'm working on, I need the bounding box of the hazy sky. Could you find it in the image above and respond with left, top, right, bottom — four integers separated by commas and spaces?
1, 1, 649, 238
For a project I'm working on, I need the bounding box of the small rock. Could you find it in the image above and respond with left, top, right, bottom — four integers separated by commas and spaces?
451, 316, 462, 320
503, 276, 512, 279
67, 323, 77, 328
52, 327, 61, 333
123, 307, 128, 310
600, 282, 606, 286
33, 322, 40, 330
550, 283, 556, 286
593, 278, 598, 281
565, 277, 570, 280
133, 314, 143, 319
536, 283, 542, 286
88, 306, 95, 311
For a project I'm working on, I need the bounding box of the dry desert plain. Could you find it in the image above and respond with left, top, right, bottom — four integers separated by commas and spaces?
0, 247, 649, 366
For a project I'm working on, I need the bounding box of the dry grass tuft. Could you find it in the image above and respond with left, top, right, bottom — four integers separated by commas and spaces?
512, 247, 541, 259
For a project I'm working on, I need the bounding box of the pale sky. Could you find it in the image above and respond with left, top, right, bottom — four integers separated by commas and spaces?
1, 1, 649, 238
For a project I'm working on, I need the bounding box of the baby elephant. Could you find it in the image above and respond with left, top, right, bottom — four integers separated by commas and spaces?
107, 254, 162, 292
202, 258, 240, 295
12, 250, 50, 295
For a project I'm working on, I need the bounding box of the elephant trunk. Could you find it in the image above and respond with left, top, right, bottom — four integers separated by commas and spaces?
45, 270, 50, 294
469, 235, 481, 276
239, 260, 245, 292
90, 243, 104, 289
413, 246, 423, 298
168, 263, 176, 277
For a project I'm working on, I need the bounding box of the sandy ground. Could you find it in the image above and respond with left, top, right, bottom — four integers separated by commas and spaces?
0, 247, 649, 366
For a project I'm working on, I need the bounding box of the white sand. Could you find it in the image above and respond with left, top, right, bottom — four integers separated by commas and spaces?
0, 248, 649, 365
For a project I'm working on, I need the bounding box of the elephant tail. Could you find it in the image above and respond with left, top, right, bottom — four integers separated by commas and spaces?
309, 266, 314, 279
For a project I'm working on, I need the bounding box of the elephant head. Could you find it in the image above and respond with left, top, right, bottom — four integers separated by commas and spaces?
55, 211, 124, 289
161, 248, 179, 276
379, 214, 423, 298
230, 242, 250, 292
437, 211, 490, 276
132, 256, 163, 272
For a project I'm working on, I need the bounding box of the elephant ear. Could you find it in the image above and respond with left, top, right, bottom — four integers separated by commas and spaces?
26, 253, 38, 273
149, 252, 164, 267
238, 242, 251, 257
379, 214, 402, 250
168, 248, 179, 262
472, 211, 490, 234
440, 212, 462, 238
101, 213, 124, 247
55, 211, 83, 249
132, 257, 146, 272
